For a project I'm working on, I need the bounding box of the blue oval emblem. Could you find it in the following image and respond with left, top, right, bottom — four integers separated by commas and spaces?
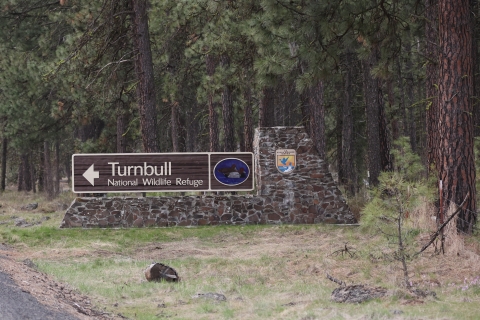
213, 158, 250, 186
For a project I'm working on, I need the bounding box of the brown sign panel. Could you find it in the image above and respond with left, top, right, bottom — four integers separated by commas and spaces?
72, 153, 254, 193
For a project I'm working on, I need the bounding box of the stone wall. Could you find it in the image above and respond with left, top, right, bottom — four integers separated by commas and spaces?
61, 127, 356, 228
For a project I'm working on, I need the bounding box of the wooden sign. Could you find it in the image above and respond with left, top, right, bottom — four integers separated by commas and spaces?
72, 153, 254, 193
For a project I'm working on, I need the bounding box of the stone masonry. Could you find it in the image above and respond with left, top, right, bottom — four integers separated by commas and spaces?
60, 127, 356, 228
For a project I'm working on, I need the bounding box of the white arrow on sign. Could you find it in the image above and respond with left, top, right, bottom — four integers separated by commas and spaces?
83, 164, 99, 186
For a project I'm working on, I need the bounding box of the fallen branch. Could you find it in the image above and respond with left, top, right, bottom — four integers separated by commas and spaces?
326, 273, 346, 287
415, 192, 469, 257
330, 243, 356, 258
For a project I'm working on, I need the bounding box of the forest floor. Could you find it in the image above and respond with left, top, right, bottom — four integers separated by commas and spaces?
1, 188, 480, 319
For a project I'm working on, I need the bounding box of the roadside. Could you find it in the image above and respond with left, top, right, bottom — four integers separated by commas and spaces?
0, 243, 123, 320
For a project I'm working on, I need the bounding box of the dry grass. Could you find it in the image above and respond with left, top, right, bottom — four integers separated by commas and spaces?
1, 189, 480, 319
410, 197, 436, 231
443, 206, 466, 256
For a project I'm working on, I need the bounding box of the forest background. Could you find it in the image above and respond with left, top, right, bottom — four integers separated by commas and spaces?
0, 0, 477, 233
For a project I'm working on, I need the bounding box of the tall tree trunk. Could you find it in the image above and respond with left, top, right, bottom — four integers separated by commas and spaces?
437, 0, 476, 233
117, 111, 126, 153
24, 154, 32, 191
44, 141, 54, 200
38, 145, 44, 192
55, 140, 60, 196
300, 92, 311, 138
18, 154, 31, 192
387, 78, 400, 141
221, 54, 235, 152
65, 159, 70, 185
472, 0, 480, 136
185, 103, 198, 152
17, 156, 24, 192
259, 87, 275, 127
237, 112, 244, 152
206, 54, 219, 152
342, 51, 356, 195
405, 41, 417, 151
30, 152, 36, 193
396, 58, 408, 136
76, 118, 105, 142
379, 98, 393, 171
275, 81, 286, 126
426, 0, 439, 172
363, 48, 382, 186
132, 0, 158, 153
243, 85, 254, 152
308, 81, 326, 159
336, 102, 343, 181
1, 137, 6, 191
171, 102, 179, 152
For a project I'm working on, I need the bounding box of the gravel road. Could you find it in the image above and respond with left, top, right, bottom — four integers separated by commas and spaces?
0, 265, 79, 320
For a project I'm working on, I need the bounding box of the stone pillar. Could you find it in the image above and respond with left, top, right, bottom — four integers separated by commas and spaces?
254, 127, 354, 224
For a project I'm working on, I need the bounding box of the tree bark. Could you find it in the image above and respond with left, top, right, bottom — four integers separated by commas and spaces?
76, 118, 105, 142
259, 87, 275, 127
171, 102, 180, 152
336, 102, 343, 181
65, 158, 70, 185
363, 48, 382, 186
396, 58, 408, 137
132, 0, 159, 153
206, 54, 219, 152
342, 51, 355, 194
308, 81, 326, 159
387, 78, 400, 141
116, 111, 126, 153
437, 0, 476, 232
44, 141, 54, 200
17, 156, 24, 192
379, 98, 392, 172
472, 0, 480, 136
38, 145, 44, 192
243, 85, 253, 152
55, 140, 60, 196
405, 40, 417, 152
426, 0, 439, 172
221, 54, 235, 152
30, 152, 36, 193
185, 103, 198, 152
24, 154, 31, 191
1, 137, 6, 191
18, 154, 32, 192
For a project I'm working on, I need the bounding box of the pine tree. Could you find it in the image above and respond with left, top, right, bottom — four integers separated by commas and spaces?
436, 0, 476, 232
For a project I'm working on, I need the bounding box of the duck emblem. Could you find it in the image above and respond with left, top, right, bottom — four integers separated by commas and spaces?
213, 158, 249, 186
276, 149, 296, 174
